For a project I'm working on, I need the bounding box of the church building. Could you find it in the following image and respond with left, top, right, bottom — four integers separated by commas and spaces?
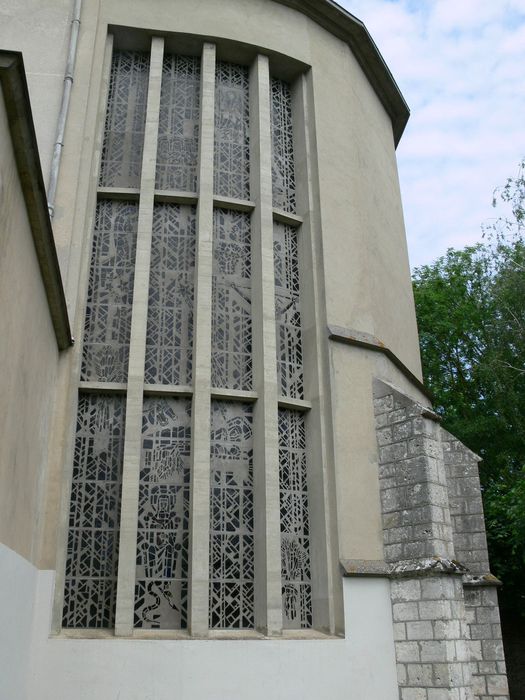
0, 1, 509, 698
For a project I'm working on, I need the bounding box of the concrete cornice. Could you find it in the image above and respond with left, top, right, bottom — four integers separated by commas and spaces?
275, 0, 410, 146
0, 51, 72, 351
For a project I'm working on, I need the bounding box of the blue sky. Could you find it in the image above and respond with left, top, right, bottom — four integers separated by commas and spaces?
337, 0, 525, 268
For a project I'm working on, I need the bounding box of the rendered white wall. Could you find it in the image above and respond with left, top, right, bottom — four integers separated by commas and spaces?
0, 544, 38, 700
19, 572, 397, 700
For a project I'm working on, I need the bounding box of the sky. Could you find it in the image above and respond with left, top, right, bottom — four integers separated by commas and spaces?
337, 0, 525, 269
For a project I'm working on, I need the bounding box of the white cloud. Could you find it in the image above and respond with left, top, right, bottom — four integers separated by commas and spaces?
337, 0, 525, 267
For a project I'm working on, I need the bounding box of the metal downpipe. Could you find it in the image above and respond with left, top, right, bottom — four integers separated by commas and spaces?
47, 0, 82, 218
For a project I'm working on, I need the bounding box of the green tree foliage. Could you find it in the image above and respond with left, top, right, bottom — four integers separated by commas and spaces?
412, 161, 525, 614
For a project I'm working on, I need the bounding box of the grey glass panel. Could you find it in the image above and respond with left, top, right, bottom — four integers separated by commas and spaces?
271, 78, 296, 213
81, 201, 138, 383
274, 222, 304, 399
145, 204, 196, 386
134, 398, 191, 629
156, 55, 200, 192
214, 62, 250, 200
209, 401, 254, 629
99, 51, 149, 188
63, 394, 125, 628
279, 409, 312, 629
211, 209, 252, 391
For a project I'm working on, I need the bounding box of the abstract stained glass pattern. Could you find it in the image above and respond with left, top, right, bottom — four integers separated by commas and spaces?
211, 209, 252, 391
156, 55, 200, 192
274, 222, 304, 399
63, 394, 125, 628
81, 201, 138, 383
145, 204, 196, 386
135, 398, 191, 629
99, 51, 149, 188
214, 62, 250, 200
279, 409, 313, 629
271, 78, 296, 213
209, 402, 254, 629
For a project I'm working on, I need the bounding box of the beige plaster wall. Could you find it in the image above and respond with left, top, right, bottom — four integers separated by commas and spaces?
329, 341, 430, 562
0, 90, 60, 564
0, 0, 71, 188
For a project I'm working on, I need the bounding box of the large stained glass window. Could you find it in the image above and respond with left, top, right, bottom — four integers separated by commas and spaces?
65, 40, 321, 635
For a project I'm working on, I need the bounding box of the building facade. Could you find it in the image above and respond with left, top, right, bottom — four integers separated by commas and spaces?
0, 1, 509, 698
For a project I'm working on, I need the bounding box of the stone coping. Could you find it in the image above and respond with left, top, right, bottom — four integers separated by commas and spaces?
276, 0, 410, 145
328, 325, 433, 402
0, 51, 72, 351
341, 557, 502, 585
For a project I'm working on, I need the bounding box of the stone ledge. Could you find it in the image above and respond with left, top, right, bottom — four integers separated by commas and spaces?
328, 326, 433, 401
463, 573, 502, 588
341, 557, 470, 579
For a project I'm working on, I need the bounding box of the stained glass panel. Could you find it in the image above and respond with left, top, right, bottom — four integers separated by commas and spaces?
214, 62, 250, 200
81, 200, 138, 383
62, 394, 125, 628
134, 398, 191, 629
145, 204, 196, 386
209, 402, 254, 629
99, 51, 149, 188
279, 409, 312, 629
274, 222, 304, 399
271, 78, 296, 213
211, 209, 252, 390
156, 55, 200, 192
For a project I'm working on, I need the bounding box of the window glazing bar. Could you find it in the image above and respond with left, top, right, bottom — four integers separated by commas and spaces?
114, 36, 165, 637
188, 41, 216, 635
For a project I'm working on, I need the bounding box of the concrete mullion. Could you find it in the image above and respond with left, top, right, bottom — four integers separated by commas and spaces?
250, 54, 283, 635
188, 42, 216, 636
292, 73, 338, 633
114, 36, 164, 637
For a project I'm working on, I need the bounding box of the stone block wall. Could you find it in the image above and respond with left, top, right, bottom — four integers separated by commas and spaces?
373, 380, 509, 700
374, 390, 454, 563
442, 431, 509, 699
463, 586, 508, 700
392, 574, 473, 700
441, 431, 489, 576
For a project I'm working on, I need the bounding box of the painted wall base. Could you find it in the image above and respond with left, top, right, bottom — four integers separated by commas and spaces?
0, 543, 399, 700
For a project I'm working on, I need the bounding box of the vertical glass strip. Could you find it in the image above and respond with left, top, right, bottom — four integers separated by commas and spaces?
81, 201, 138, 383
99, 51, 149, 188
145, 204, 196, 386
211, 209, 252, 390
134, 398, 191, 629
63, 394, 125, 628
270, 78, 296, 213
274, 222, 304, 399
156, 55, 201, 192
279, 409, 312, 629
209, 402, 254, 629
214, 62, 250, 200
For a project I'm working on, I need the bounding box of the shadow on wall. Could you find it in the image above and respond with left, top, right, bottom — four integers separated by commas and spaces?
501, 609, 525, 700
